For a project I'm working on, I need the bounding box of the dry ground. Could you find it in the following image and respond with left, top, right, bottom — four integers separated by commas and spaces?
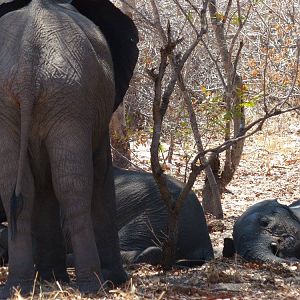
1, 114, 300, 299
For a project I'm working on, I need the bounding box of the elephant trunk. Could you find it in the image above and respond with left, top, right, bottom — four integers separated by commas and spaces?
236, 237, 287, 263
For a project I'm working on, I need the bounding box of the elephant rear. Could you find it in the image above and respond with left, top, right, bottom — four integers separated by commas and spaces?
0, 0, 125, 294
0, 0, 115, 178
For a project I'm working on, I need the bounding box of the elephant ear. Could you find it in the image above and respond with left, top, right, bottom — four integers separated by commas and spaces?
71, 0, 139, 111
0, 0, 30, 17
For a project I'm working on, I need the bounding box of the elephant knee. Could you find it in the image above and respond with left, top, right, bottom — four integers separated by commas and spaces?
62, 208, 91, 236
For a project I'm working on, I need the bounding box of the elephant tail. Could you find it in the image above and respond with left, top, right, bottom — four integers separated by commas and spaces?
10, 98, 34, 240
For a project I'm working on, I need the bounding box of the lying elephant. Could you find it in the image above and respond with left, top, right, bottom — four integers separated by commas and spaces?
0, 167, 214, 266
224, 199, 300, 262
115, 167, 214, 265
0, 0, 138, 295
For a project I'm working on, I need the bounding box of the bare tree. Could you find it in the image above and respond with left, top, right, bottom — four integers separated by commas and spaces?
136, 0, 300, 267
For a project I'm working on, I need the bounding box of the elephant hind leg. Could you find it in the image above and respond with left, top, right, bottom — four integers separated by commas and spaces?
0, 124, 35, 297
0, 224, 8, 266
33, 185, 69, 283
91, 136, 127, 285
46, 125, 102, 293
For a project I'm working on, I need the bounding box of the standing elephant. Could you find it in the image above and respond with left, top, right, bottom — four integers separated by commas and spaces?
0, 167, 214, 266
225, 200, 300, 262
0, 0, 138, 296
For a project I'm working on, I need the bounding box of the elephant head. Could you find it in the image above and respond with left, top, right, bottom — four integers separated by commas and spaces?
231, 199, 300, 262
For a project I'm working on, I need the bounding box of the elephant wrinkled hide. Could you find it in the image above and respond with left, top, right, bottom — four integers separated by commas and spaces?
226, 199, 300, 263
0, 0, 138, 297
115, 167, 214, 266
0, 0, 139, 110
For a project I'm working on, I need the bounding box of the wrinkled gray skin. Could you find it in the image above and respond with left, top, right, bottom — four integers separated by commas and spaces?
115, 167, 214, 265
0, 0, 129, 296
232, 199, 300, 262
0, 167, 214, 267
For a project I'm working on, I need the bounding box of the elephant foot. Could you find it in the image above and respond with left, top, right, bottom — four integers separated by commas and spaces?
0, 279, 33, 299
66, 253, 74, 267
39, 268, 69, 283
77, 273, 104, 294
0, 286, 13, 300
102, 266, 128, 286
54, 270, 70, 283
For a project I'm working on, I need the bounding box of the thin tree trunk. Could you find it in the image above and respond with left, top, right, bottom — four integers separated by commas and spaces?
201, 0, 246, 216
161, 210, 179, 269
202, 155, 223, 218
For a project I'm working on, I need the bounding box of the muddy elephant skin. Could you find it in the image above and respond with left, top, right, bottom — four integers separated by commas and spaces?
0, 0, 138, 296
